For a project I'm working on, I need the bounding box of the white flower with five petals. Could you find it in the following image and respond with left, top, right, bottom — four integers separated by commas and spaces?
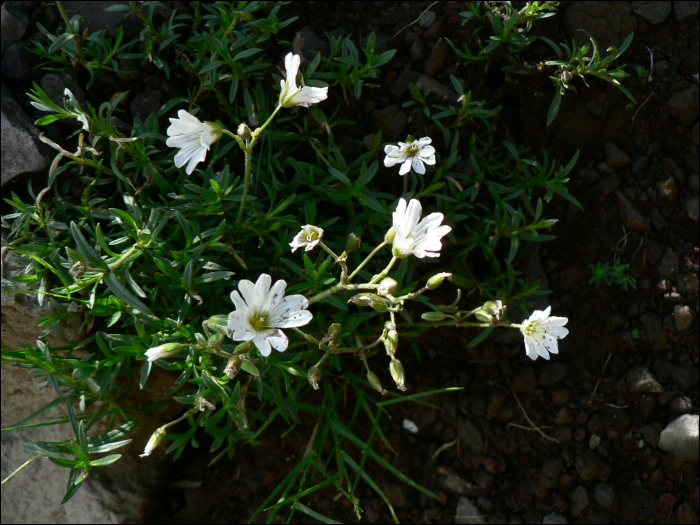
391, 198, 451, 258
519, 306, 569, 361
384, 137, 436, 175
290, 224, 324, 252
227, 274, 313, 357
279, 52, 328, 108
166, 110, 222, 175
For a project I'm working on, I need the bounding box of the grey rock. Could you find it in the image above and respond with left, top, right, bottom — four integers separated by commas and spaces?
410, 39, 426, 61
677, 273, 699, 293
674, 305, 696, 331
1, 3, 29, 57
688, 173, 699, 191
670, 365, 699, 390
604, 142, 631, 168
595, 162, 616, 175
669, 396, 694, 415
370, 105, 408, 141
632, 1, 672, 23
542, 457, 564, 480
575, 452, 600, 481
389, 69, 421, 98
579, 168, 600, 184
471, 469, 494, 489
292, 26, 331, 67
415, 74, 461, 104
674, 1, 700, 20
1, 83, 51, 187
542, 512, 568, 524
457, 417, 484, 454
667, 84, 699, 126
593, 483, 615, 508
555, 407, 574, 425
658, 248, 680, 279
539, 363, 568, 387
653, 59, 669, 77
424, 20, 447, 41
685, 195, 699, 221
662, 158, 685, 185
63, 0, 142, 41
615, 190, 650, 232
640, 421, 664, 447
486, 388, 507, 420
555, 425, 573, 443
648, 243, 663, 264
476, 496, 492, 513
564, 1, 637, 50
455, 497, 486, 524
571, 485, 589, 517
1, 40, 35, 81
650, 207, 668, 230
658, 414, 699, 459
130, 90, 163, 121
597, 174, 620, 195
511, 365, 537, 394
656, 177, 678, 201
419, 10, 437, 28
631, 155, 650, 175
640, 313, 669, 345
586, 100, 607, 117
627, 366, 664, 393
424, 38, 450, 76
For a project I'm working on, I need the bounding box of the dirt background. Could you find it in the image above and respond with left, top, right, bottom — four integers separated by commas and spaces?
2, 1, 698, 524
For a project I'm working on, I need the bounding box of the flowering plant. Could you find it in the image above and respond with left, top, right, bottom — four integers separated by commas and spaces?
2, 3, 578, 521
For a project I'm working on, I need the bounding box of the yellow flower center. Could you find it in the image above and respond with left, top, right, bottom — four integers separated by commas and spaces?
248, 311, 270, 332
405, 143, 420, 156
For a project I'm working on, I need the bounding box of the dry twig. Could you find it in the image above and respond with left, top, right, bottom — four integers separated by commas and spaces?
511, 391, 560, 444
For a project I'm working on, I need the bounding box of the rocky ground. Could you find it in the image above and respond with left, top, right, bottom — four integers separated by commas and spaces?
1, 1, 698, 524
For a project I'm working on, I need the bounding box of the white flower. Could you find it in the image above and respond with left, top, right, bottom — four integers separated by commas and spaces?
519, 306, 569, 361
384, 137, 436, 175
145, 343, 183, 362
63, 88, 90, 132
227, 274, 313, 357
290, 224, 324, 252
166, 110, 222, 175
391, 198, 451, 258
279, 52, 328, 108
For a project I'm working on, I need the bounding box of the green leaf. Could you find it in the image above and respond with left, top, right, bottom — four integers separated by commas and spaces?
103, 270, 154, 315
89, 454, 122, 466
240, 359, 260, 377
546, 89, 562, 126
70, 222, 109, 269
294, 504, 342, 524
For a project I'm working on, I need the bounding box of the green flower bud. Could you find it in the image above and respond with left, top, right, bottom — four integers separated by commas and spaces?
208, 333, 225, 346
384, 227, 396, 243
234, 341, 254, 355
427, 272, 452, 290
205, 314, 229, 335
348, 294, 388, 313
384, 329, 398, 356
367, 371, 386, 395
224, 356, 242, 379
474, 310, 493, 323
237, 123, 252, 140
328, 323, 342, 338
308, 366, 322, 390
378, 277, 398, 296
421, 311, 446, 321
140, 427, 166, 457
346, 233, 362, 254
483, 300, 506, 321
390, 359, 407, 391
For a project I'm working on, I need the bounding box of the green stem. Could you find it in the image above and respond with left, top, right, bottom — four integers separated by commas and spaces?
348, 241, 388, 282
250, 104, 284, 147
56, 1, 84, 64
369, 256, 398, 285
403, 174, 408, 196
319, 242, 339, 260
236, 148, 253, 224
110, 245, 140, 270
